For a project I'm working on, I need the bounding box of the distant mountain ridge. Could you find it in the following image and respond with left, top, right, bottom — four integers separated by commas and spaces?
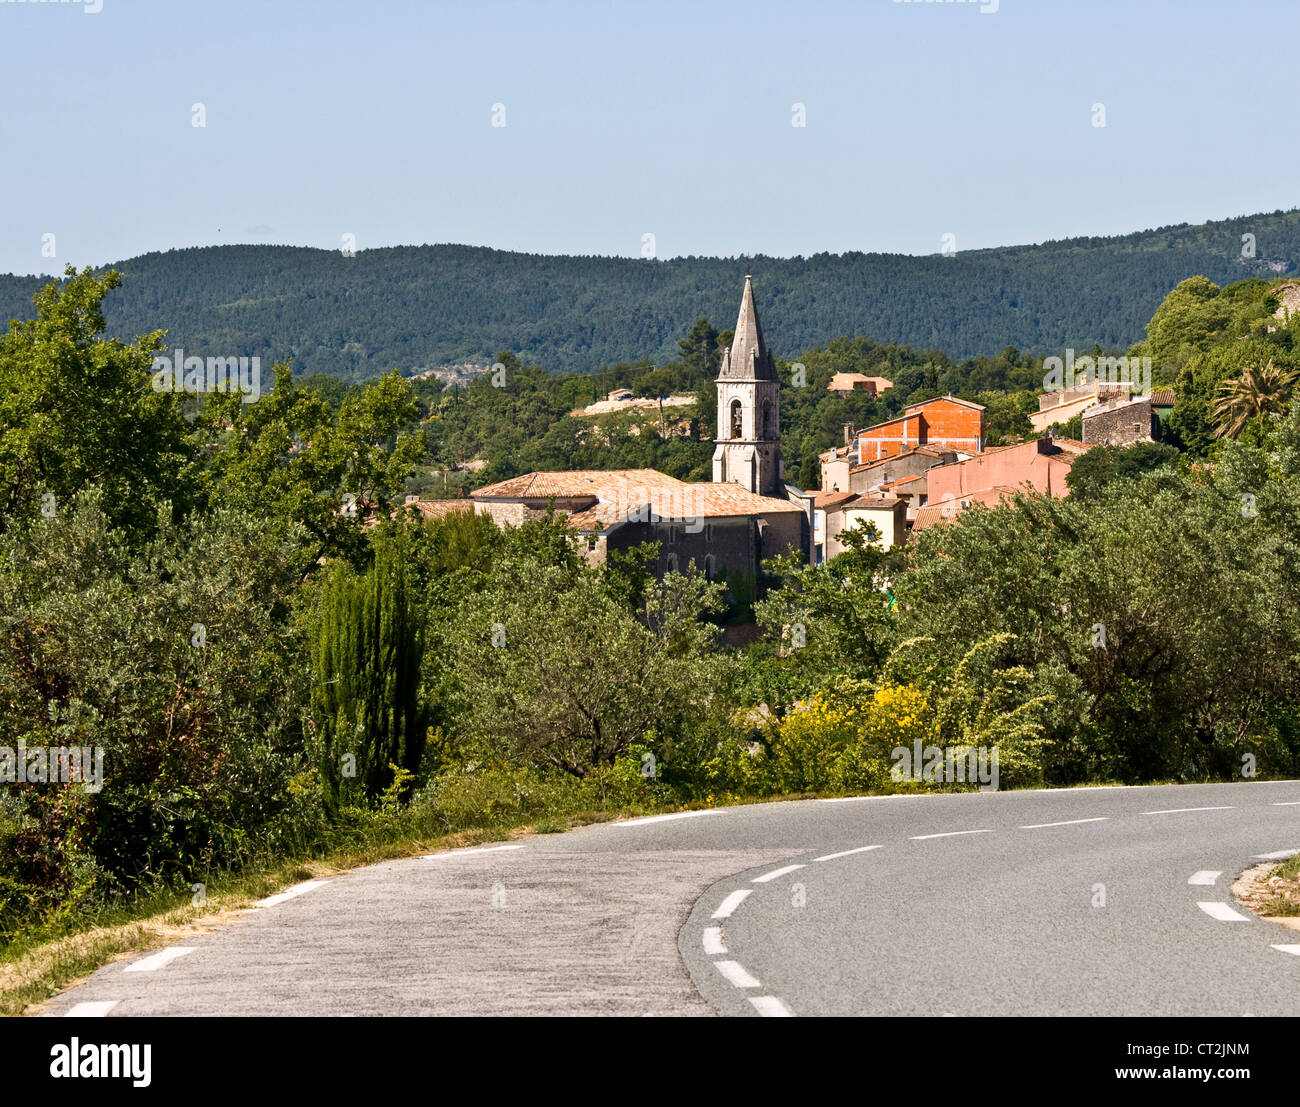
3, 209, 1298, 379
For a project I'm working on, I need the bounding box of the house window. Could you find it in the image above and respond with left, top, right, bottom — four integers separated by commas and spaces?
704, 554, 715, 579
761, 399, 774, 439
666, 552, 678, 572
705, 524, 714, 542
729, 399, 743, 439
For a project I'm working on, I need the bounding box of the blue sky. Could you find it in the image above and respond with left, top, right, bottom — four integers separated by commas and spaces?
1, 0, 1296, 275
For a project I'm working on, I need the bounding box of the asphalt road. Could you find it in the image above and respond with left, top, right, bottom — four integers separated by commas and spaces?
39, 781, 1300, 1017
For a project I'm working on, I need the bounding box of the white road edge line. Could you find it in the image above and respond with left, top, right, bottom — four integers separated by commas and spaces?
712, 890, 751, 919
749, 995, 794, 1016
1188, 871, 1222, 886
813, 845, 883, 862
1271, 802, 1300, 806
424, 844, 524, 859
752, 864, 805, 883
1271, 944, 1300, 956
1141, 806, 1234, 815
123, 947, 197, 973
1019, 817, 1108, 829
1254, 849, 1300, 860
64, 1001, 119, 1017
910, 829, 994, 841
252, 879, 332, 909
702, 927, 727, 956
714, 960, 761, 989
614, 810, 720, 826
1197, 902, 1251, 922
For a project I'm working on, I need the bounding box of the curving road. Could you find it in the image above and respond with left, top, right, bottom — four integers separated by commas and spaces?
38, 781, 1300, 1017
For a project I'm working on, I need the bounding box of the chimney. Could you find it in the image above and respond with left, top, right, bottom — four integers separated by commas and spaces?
843, 422, 854, 446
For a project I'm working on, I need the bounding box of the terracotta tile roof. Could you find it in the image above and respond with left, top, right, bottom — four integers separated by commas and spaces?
850, 493, 903, 508
401, 499, 479, 520
473, 468, 802, 533
851, 445, 949, 475
472, 469, 683, 500
814, 491, 858, 510
1148, 388, 1175, 406
882, 473, 924, 488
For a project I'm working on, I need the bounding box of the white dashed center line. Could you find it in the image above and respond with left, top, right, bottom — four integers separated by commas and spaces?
64, 1001, 119, 1017
1187, 871, 1221, 886
752, 864, 805, 883
1197, 902, 1251, 922
1271, 945, 1300, 956
1271, 802, 1300, 806
813, 845, 883, 862
252, 879, 332, 909
1141, 806, 1234, 816
712, 889, 752, 919
1020, 818, 1108, 829
124, 946, 196, 973
749, 995, 794, 1016
702, 927, 727, 956
910, 829, 994, 840
713, 960, 761, 989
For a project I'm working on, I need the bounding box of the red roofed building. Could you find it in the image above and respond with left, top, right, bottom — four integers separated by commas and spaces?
854, 396, 985, 463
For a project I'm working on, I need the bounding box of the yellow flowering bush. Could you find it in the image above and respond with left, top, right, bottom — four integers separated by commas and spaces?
751, 681, 939, 795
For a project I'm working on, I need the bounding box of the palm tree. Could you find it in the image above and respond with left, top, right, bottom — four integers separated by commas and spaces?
1212, 359, 1299, 439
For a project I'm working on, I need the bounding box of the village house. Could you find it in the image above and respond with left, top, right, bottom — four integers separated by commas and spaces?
912, 436, 1088, 530
1081, 395, 1159, 447
827, 372, 893, 396
853, 396, 985, 463
1030, 379, 1133, 434
812, 490, 908, 563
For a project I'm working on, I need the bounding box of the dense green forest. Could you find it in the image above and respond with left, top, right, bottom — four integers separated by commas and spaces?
3, 208, 1298, 378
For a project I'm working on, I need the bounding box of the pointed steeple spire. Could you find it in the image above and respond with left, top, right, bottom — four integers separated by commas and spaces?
719, 274, 778, 382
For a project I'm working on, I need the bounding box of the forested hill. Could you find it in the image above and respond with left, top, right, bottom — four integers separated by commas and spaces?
3, 209, 1299, 379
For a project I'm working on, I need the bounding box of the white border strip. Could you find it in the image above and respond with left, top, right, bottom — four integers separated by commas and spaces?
64, 1001, 119, 1017
252, 879, 332, 909
124, 947, 196, 973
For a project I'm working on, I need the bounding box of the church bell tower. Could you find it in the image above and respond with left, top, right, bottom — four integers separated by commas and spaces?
712, 274, 782, 496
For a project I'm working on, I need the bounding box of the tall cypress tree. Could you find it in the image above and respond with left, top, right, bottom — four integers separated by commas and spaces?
310, 528, 425, 813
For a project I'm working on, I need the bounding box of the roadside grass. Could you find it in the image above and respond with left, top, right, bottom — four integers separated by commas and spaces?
1259, 852, 1300, 917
